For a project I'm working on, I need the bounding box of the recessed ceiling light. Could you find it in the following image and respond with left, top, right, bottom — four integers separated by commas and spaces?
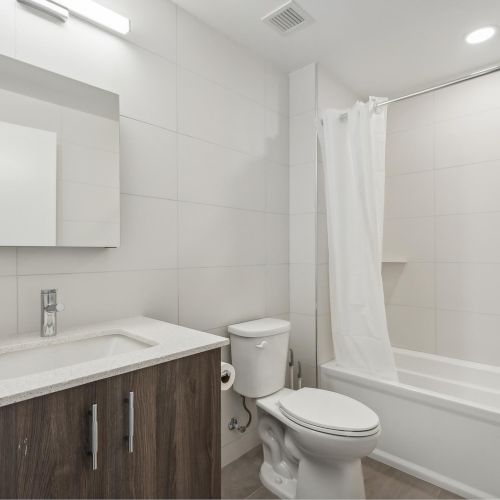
465, 26, 496, 44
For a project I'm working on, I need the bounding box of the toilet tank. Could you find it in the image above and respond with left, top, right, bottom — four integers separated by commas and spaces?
229, 318, 290, 398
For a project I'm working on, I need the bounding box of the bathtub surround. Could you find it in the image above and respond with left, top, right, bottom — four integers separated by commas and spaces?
384, 70, 500, 367
319, 99, 397, 381
0, 0, 289, 466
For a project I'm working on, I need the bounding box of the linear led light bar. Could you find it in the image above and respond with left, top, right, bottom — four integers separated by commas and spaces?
18, 0, 69, 21
57, 0, 130, 35
18, 0, 130, 35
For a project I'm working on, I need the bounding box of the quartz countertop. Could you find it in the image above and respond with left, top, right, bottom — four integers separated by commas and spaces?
0, 316, 229, 407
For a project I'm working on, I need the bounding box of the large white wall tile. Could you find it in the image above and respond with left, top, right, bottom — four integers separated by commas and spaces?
17, 269, 178, 334
18, 195, 178, 275
316, 313, 334, 365
177, 9, 266, 105
383, 263, 434, 308
434, 71, 500, 122
386, 126, 434, 175
0, 277, 17, 338
436, 263, 500, 315
266, 109, 289, 165
316, 264, 330, 316
437, 213, 500, 263
266, 214, 289, 265
290, 264, 315, 315
178, 135, 266, 211
289, 64, 316, 116
435, 109, 500, 168
386, 304, 435, 353
120, 117, 177, 200
436, 309, 500, 366
99, 0, 177, 62
385, 171, 434, 218
15, 6, 176, 130
265, 265, 289, 316
386, 93, 434, 133
383, 217, 434, 262
290, 164, 316, 214
179, 266, 266, 331
265, 65, 289, 116
179, 203, 266, 268
178, 68, 266, 156
0, 0, 15, 57
0, 249, 16, 276
266, 162, 289, 215
289, 111, 316, 165
435, 161, 500, 214
290, 214, 315, 264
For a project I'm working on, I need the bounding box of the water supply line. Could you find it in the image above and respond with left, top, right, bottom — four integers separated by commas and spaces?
228, 396, 252, 433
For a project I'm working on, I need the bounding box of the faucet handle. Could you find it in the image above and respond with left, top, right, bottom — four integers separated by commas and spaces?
55, 303, 65, 313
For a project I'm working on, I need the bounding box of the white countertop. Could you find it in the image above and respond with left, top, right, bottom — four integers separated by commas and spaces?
0, 316, 229, 407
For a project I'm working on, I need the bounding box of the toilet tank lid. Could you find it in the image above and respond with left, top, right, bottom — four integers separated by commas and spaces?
228, 318, 290, 338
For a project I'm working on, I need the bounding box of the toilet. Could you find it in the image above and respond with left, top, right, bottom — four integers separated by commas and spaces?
229, 318, 380, 500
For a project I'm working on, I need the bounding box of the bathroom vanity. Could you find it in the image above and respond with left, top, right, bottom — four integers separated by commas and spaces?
0, 317, 228, 499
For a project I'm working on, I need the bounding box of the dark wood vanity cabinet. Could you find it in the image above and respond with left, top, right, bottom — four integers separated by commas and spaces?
0, 349, 221, 499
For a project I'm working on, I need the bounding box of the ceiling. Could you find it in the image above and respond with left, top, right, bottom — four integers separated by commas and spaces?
172, 0, 500, 98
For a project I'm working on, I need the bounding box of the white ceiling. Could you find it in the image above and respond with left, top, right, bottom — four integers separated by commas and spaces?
173, 0, 500, 98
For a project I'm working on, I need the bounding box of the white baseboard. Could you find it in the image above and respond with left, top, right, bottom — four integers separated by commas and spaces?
221, 429, 260, 467
370, 448, 492, 499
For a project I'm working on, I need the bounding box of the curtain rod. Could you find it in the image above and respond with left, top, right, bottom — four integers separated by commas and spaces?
375, 62, 500, 109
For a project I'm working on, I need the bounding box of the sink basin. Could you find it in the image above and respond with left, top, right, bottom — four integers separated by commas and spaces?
0, 331, 154, 381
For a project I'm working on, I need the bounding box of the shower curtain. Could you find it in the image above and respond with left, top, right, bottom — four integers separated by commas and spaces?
319, 97, 398, 381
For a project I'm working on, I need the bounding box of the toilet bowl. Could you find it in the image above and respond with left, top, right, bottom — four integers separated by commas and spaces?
229, 318, 381, 499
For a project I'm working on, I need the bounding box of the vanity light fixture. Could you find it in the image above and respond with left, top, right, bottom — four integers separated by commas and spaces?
18, 0, 69, 22
56, 0, 131, 35
17, 0, 130, 35
466, 26, 496, 44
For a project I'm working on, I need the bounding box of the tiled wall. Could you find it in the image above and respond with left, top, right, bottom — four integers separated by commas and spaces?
384, 70, 500, 367
289, 64, 317, 387
289, 64, 357, 381
0, 0, 289, 465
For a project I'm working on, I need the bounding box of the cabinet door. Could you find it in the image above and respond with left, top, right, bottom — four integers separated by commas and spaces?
0, 403, 16, 499
95, 365, 159, 499
15, 383, 98, 499
157, 350, 221, 499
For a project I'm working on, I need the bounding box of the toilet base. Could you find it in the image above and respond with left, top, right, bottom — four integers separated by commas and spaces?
260, 462, 297, 499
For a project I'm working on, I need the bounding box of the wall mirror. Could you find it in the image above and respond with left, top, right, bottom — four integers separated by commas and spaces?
0, 54, 120, 247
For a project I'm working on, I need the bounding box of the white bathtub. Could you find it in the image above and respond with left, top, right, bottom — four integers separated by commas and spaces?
321, 348, 500, 498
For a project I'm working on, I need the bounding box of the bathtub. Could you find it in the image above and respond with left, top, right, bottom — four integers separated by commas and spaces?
321, 348, 500, 499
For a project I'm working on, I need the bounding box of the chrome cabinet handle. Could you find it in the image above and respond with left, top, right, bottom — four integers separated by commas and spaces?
126, 391, 134, 453
89, 403, 98, 471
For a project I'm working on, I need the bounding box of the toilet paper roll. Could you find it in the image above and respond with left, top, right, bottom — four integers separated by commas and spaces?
221, 362, 235, 391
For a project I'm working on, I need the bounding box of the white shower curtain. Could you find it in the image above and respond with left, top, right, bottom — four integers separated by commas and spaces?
319, 97, 398, 381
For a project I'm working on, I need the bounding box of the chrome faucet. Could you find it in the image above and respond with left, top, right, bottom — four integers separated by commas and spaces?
41, 289, 65, 337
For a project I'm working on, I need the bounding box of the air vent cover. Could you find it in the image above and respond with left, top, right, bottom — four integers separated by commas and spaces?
262, 1, 314, 35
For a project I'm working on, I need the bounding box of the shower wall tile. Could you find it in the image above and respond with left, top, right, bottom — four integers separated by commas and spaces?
289, 214, 316, 264
266, 162, 289, 214
386, 125, 434, 175
316, 313, 334, 365
435, 160, 500, 215
385, 171, 434, 218
290, 264, 316, 316
386, 92, 435, 133
434, 71, 500, 122
436, 263, 500, 315
383, 263, 434, 308
386, 305, 436, 353
435, 108, 500, 168
383, 217, 434, 262
436, 309, 500, 366
436, 213, 500, 263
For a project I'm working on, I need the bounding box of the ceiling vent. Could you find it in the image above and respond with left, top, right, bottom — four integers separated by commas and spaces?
262, 1, 314, 36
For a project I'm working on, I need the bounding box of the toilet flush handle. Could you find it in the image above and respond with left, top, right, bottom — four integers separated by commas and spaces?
255, 340, 268, 349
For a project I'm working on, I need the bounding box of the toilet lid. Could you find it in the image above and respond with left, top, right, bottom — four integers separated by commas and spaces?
279, 388, 379, 436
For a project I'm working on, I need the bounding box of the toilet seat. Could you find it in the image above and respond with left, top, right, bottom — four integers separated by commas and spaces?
278, 388, 380, 437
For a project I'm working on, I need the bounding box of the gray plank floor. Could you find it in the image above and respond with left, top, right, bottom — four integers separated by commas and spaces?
222, 446, 462, 499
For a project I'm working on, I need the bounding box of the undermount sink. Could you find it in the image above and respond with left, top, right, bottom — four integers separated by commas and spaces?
0, 331, 155, 381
